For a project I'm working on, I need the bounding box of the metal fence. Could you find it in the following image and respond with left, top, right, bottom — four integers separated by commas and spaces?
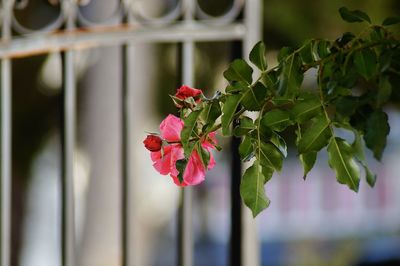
0, 1, 261, 265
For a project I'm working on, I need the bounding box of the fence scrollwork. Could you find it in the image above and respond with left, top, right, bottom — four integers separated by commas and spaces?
0, 0, 245, 36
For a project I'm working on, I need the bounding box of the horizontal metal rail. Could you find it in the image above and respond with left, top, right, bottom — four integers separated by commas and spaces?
0, 22, 245, 58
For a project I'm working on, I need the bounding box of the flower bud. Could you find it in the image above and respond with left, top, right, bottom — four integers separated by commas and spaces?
143, 135, 163, 152
175, 85, 202, 100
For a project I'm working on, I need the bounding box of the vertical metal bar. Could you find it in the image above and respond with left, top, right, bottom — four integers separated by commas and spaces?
178, 1, 195, 266
1, 1, 12, 265
61, 49, 76, 266
229, 41, 242, 266
121, 45, 129, 266
121, 11, 133, 266
61, 1, 76, 266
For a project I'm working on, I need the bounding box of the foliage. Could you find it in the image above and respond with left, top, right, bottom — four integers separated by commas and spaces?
156, 8, 400, 217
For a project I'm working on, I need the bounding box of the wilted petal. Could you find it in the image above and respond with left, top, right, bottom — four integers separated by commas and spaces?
160, 114, 184, 142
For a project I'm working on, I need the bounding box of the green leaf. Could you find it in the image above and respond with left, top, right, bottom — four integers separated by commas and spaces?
239, 136, 254, 161
271, 97, 294, 106
239, 136, 254, 162
234, 116, 255, 137
226, 81, 247, 93
334, 96, 359, 118
261, 165, 274, 184
240, 161, 270, 217
278, 46, 294, 62
327, 137, 360, 192
316, 40, 331, 59
258, 141, 283, 172
241, 82, 268, 111
278, 54, 303, 98
376, 76, 392, 107
221, 94, 242, 136
270, 132, 287, 157
364, 165, 377, 187
291, 97, 322, 123
181, 110, 202, 156
379, 51, 392, 72
297, 115, 331, 153
352, 131, 366, 161
382, 16, 400, 26
369, 26, 385, 42
201, 101, 222, 131
250, 41, 267, 71
352, 132, 376, 187
364, 110, 390, 160
296, 123, 317, 179
196, 142, 210, 169
256, 117, 273, 140
176, 159, 188, 184
353, 49, 377, 80
223, 59, 253, 85
260, 71, 278, 92
299, 40, 314, 64
339, 7, 371, 23
335, 32, 355, 48
299, 152, 317, 180
261, 109, 293, 132
349, 104, 372, 132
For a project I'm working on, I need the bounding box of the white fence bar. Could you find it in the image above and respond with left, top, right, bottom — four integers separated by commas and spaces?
180, 1, 195, 265
1, 0, 12, 265
242, 0, 262, 265
0, 59, 12, 266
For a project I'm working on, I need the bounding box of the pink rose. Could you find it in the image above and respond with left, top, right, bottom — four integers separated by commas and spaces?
143, 135, 163, 152
147, 114, 217, 186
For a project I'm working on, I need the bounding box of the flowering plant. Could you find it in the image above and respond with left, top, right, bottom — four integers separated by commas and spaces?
145, 8, 400, 217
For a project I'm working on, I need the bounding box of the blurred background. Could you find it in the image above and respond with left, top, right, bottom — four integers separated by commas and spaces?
5, 0, 400, 266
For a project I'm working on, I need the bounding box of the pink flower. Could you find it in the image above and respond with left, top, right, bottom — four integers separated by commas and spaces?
148, 114, 217, 186
175, 85, 202, 101
143, 135, 163, 152
174, 85, 203, 109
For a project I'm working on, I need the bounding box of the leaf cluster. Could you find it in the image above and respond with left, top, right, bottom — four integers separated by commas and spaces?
178, 7, 400, 217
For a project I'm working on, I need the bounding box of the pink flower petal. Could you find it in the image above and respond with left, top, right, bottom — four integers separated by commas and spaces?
151, 146, 173, 175
170, 151, 206, 187
184, 151, 207, 186
159, 114, 184, 142
202, 132, 217, 150
170, 145, 185, 176
152, 118, 219, 186
201, 132, 217, 170
171, 175, 188, 187
207, 153, 216, 170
